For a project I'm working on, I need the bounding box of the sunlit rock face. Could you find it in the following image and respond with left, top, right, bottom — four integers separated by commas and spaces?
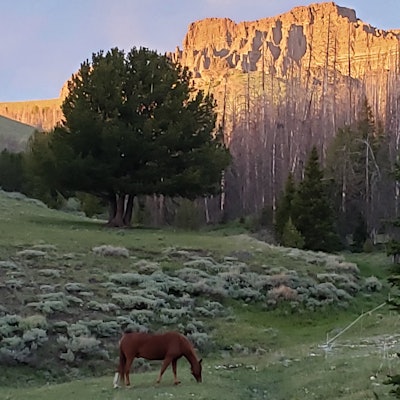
172, 2, 399, 81
1, 2, 399, 131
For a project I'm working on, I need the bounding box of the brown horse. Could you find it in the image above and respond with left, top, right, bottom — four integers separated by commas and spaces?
113, 331, 202, 388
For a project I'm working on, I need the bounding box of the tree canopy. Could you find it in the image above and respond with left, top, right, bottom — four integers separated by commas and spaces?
29, 47, 230, 226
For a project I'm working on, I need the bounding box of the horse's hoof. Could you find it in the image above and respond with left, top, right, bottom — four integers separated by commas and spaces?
174, 381, 181, 385
113, 384, 120, 389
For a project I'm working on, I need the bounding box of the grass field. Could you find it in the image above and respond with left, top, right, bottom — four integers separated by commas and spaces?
0, 190, 399, 399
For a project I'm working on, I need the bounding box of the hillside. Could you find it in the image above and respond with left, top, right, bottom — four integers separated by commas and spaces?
0, 115, 36, 152
1, 2, 400, 234
0, 189, 397, 399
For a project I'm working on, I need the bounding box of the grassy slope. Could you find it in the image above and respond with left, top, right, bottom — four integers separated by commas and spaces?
0, 191, 398, 399
0, 115, 35, 151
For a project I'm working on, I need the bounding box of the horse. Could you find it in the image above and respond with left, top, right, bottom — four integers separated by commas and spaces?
113, 331, 202, 388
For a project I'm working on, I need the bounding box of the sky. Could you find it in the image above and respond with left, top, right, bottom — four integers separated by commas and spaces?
1, 0, 399, 102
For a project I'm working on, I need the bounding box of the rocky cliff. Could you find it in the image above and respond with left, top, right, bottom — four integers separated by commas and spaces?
0, 2, 399, 131
0, 98, 62, 132
173, 2, 399, 80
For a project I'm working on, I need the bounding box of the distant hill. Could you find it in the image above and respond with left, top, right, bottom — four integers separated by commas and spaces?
0, 115, 36, 152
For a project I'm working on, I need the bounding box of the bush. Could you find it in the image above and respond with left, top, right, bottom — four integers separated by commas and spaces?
174, 199, 203, 230
20, 315, 48, 331
92, 245, 129, 257
268, 285, 298, 301
76, 192, 105, 217
363, 276, 383, 292
281, 217, 305, 249
363, 238, 374, 253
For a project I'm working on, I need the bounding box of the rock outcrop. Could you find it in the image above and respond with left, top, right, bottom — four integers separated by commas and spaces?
0, 98, 62, 132
0, 2, 399, 131
173, 2, 399, 81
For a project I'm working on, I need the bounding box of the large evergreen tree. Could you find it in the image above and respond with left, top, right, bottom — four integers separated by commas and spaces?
28, 47, 230, 227
292, 146, 341, 252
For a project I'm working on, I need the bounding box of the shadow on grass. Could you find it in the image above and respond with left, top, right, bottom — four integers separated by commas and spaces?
28, 214, 106, 230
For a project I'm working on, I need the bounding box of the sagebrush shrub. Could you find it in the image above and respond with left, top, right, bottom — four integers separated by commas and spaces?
92, 245, 129, 258
363, 276, 383, 292
16, 249, 46, 259
268, 285, 298, 301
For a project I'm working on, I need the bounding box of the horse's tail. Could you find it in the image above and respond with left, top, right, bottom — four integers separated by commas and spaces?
113, 340, 126, 388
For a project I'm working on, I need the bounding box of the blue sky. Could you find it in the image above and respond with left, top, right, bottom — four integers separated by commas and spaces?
1, 0, 399, 102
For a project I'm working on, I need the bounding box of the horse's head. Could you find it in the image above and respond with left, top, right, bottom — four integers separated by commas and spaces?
191, 358, 202, 383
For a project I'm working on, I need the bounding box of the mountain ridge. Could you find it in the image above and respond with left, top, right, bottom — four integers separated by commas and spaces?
0, 2, 399, 132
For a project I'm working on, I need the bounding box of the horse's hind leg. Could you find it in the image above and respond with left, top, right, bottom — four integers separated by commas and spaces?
113, 371, 120, 388
156, 356, 173, 384
172, 359, 181, 385
124, 356, 135, 386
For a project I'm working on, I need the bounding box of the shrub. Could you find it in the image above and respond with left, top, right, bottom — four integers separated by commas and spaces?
19, 315, 47, 331
281, 217, 305, 249
187, 331, 212, 354
89, 320, 121, 338
64, 282, 87, 293
76, 192, 104, 217
135, 259, 160, 274
0, 260, 19, 269
111, 293, 156, 310
363, 238, 375, 253
268, 285, 298, 301
0, 314, 21, 337
22, 328, 48, 348
92, 245, 129, 258
363, 276, 383, 292
67, 322, 90, 337
87, 301, 119, 312
27, 300, 68, 314
16, 249, 46, 259
174, 199, 203, 230
5, 279, 24, 290
59, 335, 106, 363
109, 272, 145, 286
38, 269, 61, 278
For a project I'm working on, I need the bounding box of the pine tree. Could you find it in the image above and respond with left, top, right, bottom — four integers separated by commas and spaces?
28, 47, 230, 227
281, 217, 305, 248
292, 146, 341, 252
275, 172, 296, 242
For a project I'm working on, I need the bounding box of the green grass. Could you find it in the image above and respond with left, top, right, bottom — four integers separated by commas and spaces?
0, 190, 399, 400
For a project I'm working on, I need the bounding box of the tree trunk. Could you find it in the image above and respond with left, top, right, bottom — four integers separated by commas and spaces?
107, 194, 126, 227
123, 194, 134, 226
107, 193, 117, 224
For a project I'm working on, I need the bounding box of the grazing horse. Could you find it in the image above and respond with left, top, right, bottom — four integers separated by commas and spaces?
113, 331, 202, 388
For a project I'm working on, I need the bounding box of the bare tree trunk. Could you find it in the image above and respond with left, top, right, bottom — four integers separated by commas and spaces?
108, 193, 117, 224
204, 197, 210, 224
123, 194, 134, 226
107, 194, 126, 227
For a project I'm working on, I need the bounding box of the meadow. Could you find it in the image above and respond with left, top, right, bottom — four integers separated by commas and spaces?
0, 189, 399, 399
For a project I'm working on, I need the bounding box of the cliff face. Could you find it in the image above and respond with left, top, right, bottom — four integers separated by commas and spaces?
173, 2, 399, 81
0, 2, 399, 131
0, 98, 62, 132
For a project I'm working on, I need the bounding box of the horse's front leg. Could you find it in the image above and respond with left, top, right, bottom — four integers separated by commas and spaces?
172, 359, 181, 385
156, 356, 173, 384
